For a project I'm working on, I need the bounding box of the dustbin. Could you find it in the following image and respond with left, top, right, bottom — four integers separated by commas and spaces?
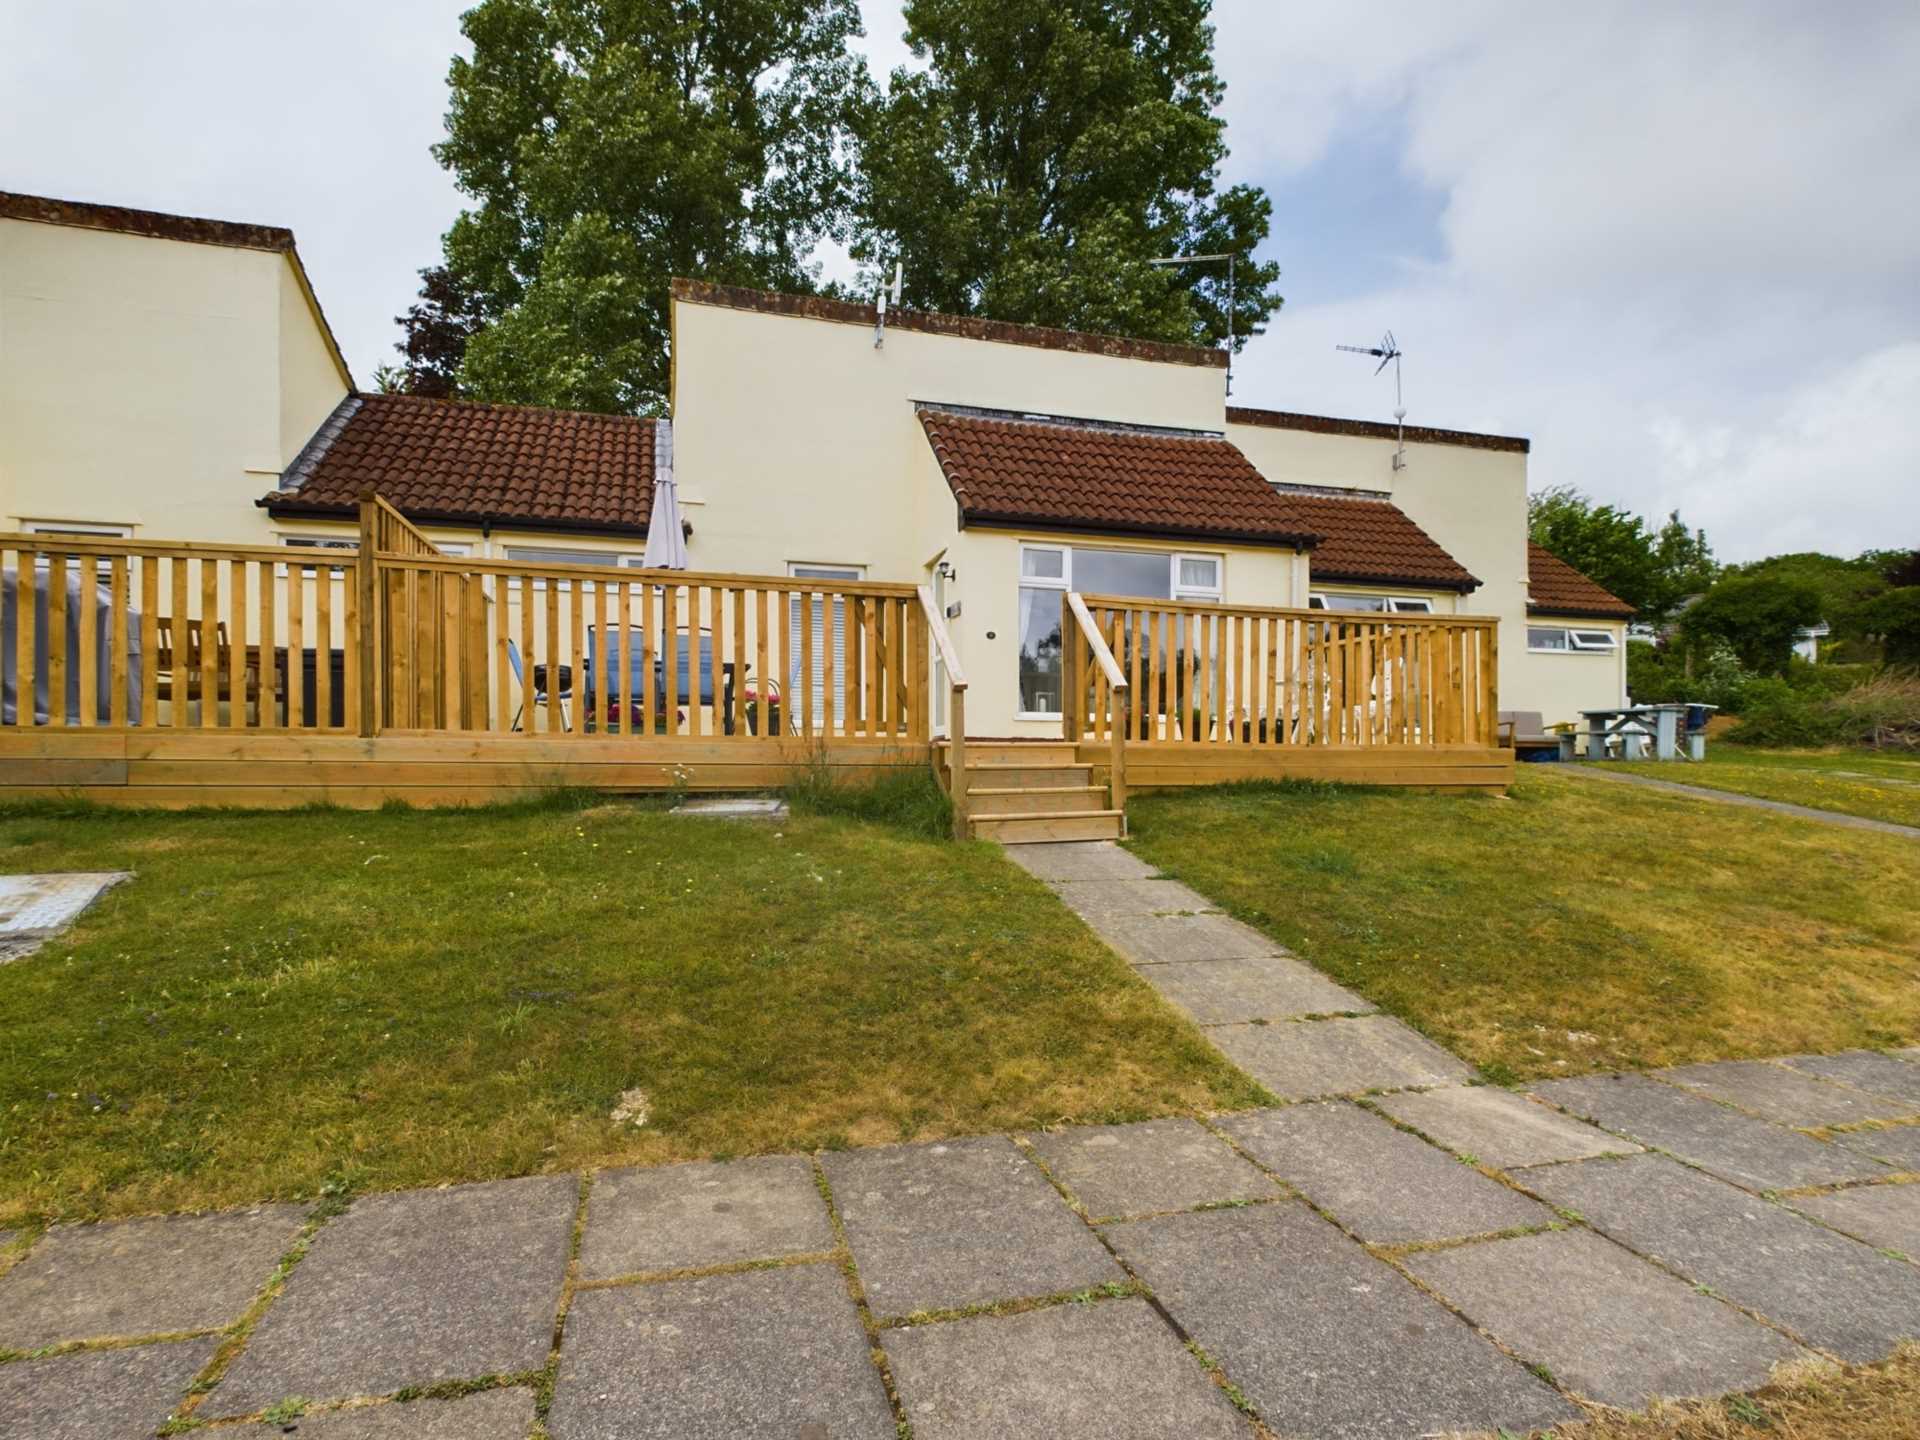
298, 649, 348, 728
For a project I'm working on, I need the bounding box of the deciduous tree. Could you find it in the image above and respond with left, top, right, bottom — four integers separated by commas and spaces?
851, 0, 1281, 349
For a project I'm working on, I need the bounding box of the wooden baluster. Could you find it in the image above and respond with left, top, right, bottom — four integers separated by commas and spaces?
662, 583, 680, 736
861, 592, 878, 739
108, 556, 129, 727
258, 559, 277, 728
342, 558, 359, 734
288, 556, 309, 730
517, 573, 536, 735
225, 560, 246, 729
17, 556, 38, 725
732, 585, 748, 739
631, 575, 648, 738
76, 556, 98, 728
44, 552, 69, 729
756, 587, 772, 741
820, 588, 835, 736
800, 589, 816, 738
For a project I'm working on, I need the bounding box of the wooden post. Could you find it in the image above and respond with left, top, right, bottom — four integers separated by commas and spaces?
356, 492, 379, 737
949, 684, 969, 841
1110, 686, 1129, 816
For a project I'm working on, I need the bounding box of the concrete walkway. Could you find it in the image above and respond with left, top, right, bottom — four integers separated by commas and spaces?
1556, 763, 1920, 839
4, 846, 1920, 1438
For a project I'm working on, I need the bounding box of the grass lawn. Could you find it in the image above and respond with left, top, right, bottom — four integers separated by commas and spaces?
1611, 746, 1920, 828
0, 797, 1260, 1225
1123, 772, 1920, 1084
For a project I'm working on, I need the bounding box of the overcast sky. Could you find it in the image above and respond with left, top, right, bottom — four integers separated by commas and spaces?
4, 1, 1915, 562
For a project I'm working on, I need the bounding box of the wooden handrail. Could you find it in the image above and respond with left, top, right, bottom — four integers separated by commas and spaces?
0, 531, 349, 564
916, 585, 967, 690
918, 583, 970, 840
1066, 591, 1128, 815
383, 551, 923, 596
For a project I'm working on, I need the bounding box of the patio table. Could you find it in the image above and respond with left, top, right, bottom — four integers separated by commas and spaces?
1574, 704, 1697, 761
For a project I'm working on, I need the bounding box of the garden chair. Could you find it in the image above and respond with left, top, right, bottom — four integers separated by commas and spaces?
504, 638, 574, 731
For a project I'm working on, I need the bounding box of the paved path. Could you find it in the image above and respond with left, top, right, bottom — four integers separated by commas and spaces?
1555, 763, 1920, 838
5, 847, 1920, 1437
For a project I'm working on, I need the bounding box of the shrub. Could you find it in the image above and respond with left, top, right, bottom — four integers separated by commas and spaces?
1727, 672, 1920, 750
1627, 640, 1759, 711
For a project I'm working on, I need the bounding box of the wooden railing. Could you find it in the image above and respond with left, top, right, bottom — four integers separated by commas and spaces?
918, 584, 969, 838
1065, 595, 1499, 749
1063, 592, 1129, 810
3, 532, 362, 731
2, 501, 934, 744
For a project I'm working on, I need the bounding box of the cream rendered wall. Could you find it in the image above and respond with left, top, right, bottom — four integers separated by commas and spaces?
1517, 618, 1629, 729
671, 296, 1232, 735
1229, 420, 1622, 725
0, 217, 348, 543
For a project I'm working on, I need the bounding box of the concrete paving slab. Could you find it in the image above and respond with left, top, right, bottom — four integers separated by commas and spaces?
211, 1175, 576, 1414
1837, 1124, 1920, 1170
0, 1336, 216, 1440
1081, 911, 1287, 964
1105, 1203, 1575, 1439
1789, 1183, 1920, 1258
1049, 878, 1219, 919
1657, 1059, 1918, 1127
0, 872, 130, 964
822, 1136, 1120, 1317
1220, 1102, 1549, 1244
1208, 1015, 1473, 1100
1023, 1119, 1279, 1219
1376, 1085, 1640, 1169
1525, 1154, 1920, 1363
548, 1263, 892, 1440
1533, 1073, 1884, 1191
0, 1204, 305, 1349
670, 796, 787, 819
1406, 1228, 1805, 1409
579, 1155, 833, 1279
882, 1296, 1248, 1440
224, 1388, 537, 1437
1001, 842, 1159, 882
1133, 956, 1372, 1023
1782, 1051, 1920, 1110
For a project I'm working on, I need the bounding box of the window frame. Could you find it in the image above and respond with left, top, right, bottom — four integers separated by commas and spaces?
1308, 591, 1435, 614
1015, 542, 1224, 719
502, 543, 639, 590
23, 521, 134, 577
1528, 624, 1619, 654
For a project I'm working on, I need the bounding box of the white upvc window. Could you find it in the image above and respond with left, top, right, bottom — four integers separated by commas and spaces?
1016, 543, 1224, 717
502, 543, 638, 590
786, 563, 863, 731
1309, 592, 1435, 614
280, 533, 467, 576
24, 521, 134, 576
1529, 625, 1618, 653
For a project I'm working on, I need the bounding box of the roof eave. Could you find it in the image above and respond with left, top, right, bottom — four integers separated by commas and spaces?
1312, 568, 1482, 594
1527, 604, 1634, 621
259, 495, 649, 541
960, 509, 1320, 550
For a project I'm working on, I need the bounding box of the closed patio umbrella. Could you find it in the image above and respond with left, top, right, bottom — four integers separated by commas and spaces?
641, 421, 688, 571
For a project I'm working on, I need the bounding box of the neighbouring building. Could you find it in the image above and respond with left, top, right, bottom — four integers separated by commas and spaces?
0, 191, 1632, 736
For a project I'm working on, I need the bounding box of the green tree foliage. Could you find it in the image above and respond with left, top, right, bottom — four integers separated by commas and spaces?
1679, 574, 1824, 676
1527, 486, 1714, 622
418, 0, 870, 413
1863, 587, 1920, 667
1725, 551, 1890, 659
851, 0, 1281, 349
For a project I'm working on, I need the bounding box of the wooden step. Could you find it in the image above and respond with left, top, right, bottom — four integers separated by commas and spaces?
970, 810, 1126, 844
946, 741, 1080, 766
967, 785, 1110, 816
963, 763, 1094, 789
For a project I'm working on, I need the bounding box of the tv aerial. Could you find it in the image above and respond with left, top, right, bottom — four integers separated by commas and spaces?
1337, 331, 1407, 470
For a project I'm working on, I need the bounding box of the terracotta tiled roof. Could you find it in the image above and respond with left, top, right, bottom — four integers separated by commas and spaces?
0, 190, 296, 252
1527, 542, 1634, 618
918, 408, 1320, 547
262, 394, 657, 535
1228, 405, 1529, 454
675, 278, 1228, 370
1279, 490, 1480, 593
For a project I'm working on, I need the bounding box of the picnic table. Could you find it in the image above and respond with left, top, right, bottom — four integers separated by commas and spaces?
1570, 703, 1715, 762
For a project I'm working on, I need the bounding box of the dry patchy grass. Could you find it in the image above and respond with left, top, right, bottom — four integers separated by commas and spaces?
0, 799, 1261, 1224
1123, 772, 1920, 1082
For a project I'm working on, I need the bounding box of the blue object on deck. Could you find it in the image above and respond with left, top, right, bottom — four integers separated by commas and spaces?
587, 626, 718, 707
1518, 747, 1561, 763
1685, 704, 1711, 734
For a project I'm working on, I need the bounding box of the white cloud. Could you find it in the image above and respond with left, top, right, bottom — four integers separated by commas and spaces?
1215, 0, 1920, 560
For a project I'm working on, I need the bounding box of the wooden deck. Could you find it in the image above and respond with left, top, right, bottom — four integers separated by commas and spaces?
1, 502, 1511, 816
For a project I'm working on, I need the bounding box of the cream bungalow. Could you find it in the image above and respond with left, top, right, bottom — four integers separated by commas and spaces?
2, 191, 1630, 741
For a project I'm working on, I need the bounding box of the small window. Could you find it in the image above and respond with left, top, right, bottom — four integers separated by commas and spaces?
1389, 597, 1434, 614
281, 534, 357, 576
1020, 546, 1067, 583
1528, 627, 1571, 652
788, 562, 864, 581
505, 546, 628, 567
1569, 628, 1618, 652
1173, 553, 1222, 600
1313, 593, 1389, 613
27, 522, 133, 576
